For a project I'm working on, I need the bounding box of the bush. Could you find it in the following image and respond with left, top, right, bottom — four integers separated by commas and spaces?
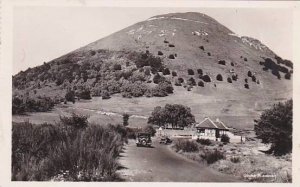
113, 64, 122, 71
244, 83, 249, 89
157, 81, 174, 94
168, 44, 175, 47
77, 88, 91, 100
175, 79, 182, 86
172, 71, 177, 76
174, 140, 199, 152
216, 74, 223, 81
60, 113, 88, 129
227, 77, 232, 83
102, 90, 111, 99
252, 75, 256, 82
168, 54, 175, 59
285, 72, 291, 80
187, 77, 196, 86
230, 156, 240, 163
218, 60, 226, 65
157, 51, 163, 56
197, 69, 203, 75
187, 69, 194, 75
196, 138, 212, 146
162, 68, 171, 75
153, 73, 166, 84
198, 81, 204, 87
247, 70, 252, 77
245, 78, 248, 83
12, 120, 127, 181
244, 57, 248, 61
201, 150, 225, 164
220, 134, 230, 144
254, 99, 292, 155
123, 113, 130, 126
65, 90, 75, 103
199, 46, 204, 50
178, 77, 184, 83
231, 62, 235, 66
202, 75, 211, 82
12, 96, 26, 115
232, 74, 238, 81
207, 52, 211, 56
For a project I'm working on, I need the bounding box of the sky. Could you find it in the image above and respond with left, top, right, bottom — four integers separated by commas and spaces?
13, 7, 294, 74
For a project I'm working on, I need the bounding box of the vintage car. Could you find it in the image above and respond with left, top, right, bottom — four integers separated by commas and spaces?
159, 136, 172, 145
136, 133, 152, 147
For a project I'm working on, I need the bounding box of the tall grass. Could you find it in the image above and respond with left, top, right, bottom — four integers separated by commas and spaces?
12, 115, 127, 181
173, 139, 199, 152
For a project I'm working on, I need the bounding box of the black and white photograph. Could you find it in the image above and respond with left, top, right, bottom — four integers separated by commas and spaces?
1, 0, 299, 185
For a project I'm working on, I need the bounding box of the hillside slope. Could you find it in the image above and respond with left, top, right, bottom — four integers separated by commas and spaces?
12, 12, 292, 126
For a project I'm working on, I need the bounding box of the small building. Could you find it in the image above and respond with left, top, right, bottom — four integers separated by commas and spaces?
192, 117, 245, 143
192, 117, 229, 141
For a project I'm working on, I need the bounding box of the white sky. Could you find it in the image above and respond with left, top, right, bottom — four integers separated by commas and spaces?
13, 7, 293, 74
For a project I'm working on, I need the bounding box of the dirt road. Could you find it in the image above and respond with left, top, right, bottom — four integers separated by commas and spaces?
118, 138, 239, 182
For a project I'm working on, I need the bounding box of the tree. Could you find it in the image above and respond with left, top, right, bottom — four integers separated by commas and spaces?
202, 75, 211, 82
221, 134, 230, 144
123, 113, 130, 126
148, 106, 166, 127
187, 69, 194, 75
162, 68, 171, 75
216, 74, 223, 81
187, 77, 196, 86
143, 125, 156, 136
254, 99, 292, 155
285, 72, 291, 80
198, 81, 204, 87
227, 77, 232, 83
248, 70, 252, 77
148, 104, 195, 129
65, 89, 75, 103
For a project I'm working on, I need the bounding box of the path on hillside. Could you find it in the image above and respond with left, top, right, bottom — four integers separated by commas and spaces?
117, 138, 239, 182
70, 106, 148, 119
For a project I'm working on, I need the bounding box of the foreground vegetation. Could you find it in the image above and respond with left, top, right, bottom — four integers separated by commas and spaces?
12, 114, 128, 181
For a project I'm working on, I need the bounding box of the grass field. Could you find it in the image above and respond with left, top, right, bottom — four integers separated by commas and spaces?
12, 84, 291, 130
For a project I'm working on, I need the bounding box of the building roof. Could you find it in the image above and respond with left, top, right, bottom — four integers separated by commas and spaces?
195, 117, 229, 130
195, 118, 218, 129
214, 119, 229, 130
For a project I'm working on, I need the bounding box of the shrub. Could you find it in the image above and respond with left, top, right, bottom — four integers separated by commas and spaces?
172, 71, 177, 76
143, 125, 156, 136
12, 96, 25, 115
285, 72, 291, 80
157, 81, 174, 94
218, 60, 226, 65
201, 150, 225, 164
60, 113, 88, 129
174, 140, 199, 152
230, 156, 240, 163
198, 81, 204, 87
196, 138, 212, 146
231, 62, 235, 66
187, 77, 196, 86
254, 99, 292, 155
187, 69, 194, 75
164, 40, 169, 43
65, 90, 75, 103
252, 75, 256, 82
102, 90, 111, 99
90, 50, 96, 56
207, 52, 211, 56
162, 68, 171, 75
178, 77, 184, 83
220, 134, 230, 144
77, 88, 91, 100
227, 77, 232, 83
199, 46, 204, 50
175, 79, 182, 86
216, 74, 223, 81
157, 51, 163, 56
153, 73, 166, 84
245, 78, 248, 83
12, 120, 126, 181
257, 80, 260, 84
168, 54, 175, 59
247, 70, 252, 77
197, 69, 203, 75
244, 57, 248, 61
168, 44, 175, 47
244, 83, 249, 89
123, 113, 130, 127
202, 75, 211, 82
113, 64, 122, 71
232, 74, 238, 81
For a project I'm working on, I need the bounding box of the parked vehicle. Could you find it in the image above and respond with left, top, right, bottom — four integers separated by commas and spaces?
136, 133, 152, 147
159, 136, 172, 144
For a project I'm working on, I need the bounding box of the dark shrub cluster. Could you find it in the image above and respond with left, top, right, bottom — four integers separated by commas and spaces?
157, 51, 163, 56
202, 75, 211, 82
201, 150, 225, 164
162, 68, 171, 75
220, 134, 230, 144
12, 96, 55, 115
187, 69, 194, 75
218, 60, 226, 65
187, 77, 196, 86
197, 69, 203, 75
168, 54, 175, 59
12, 117, 127, 181
244, 83, 249, 89
216, 74, 223, 81
172, 71, 177, 76
174, 139, 199, 152
198, 81, 204, 87
199, 46, 204, 50
143, 125, 156, 136
227, 77, 232, 83
196, 138, 212, 146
